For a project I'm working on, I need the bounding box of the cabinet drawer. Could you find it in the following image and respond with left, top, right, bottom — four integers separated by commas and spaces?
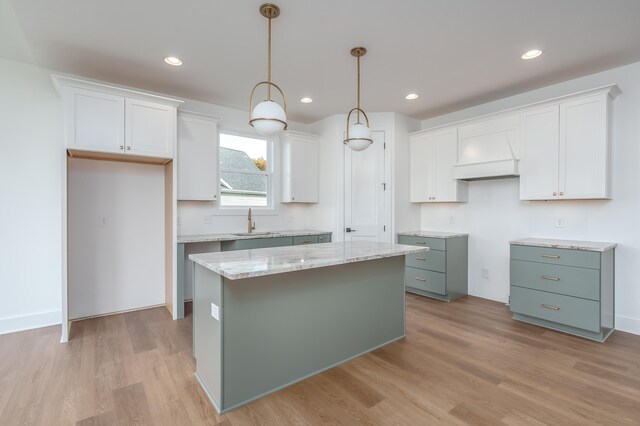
318, 234, 331, 243
398, 236, 445, 251
405, 250, 445, 273
511, 260, 600, 300
510, 286, 600, 332
405, 267, 446, 295
293, 235, 319, 245
510, 245, 600, 269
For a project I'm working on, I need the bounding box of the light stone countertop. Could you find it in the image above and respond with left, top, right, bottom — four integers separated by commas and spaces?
510, 238, 616, 252
178, 229, 332, 244
189, 241, 429, 280
398, 231, 469, 239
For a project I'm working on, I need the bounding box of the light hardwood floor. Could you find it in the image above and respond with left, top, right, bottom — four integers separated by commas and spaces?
1, 294, 640, 425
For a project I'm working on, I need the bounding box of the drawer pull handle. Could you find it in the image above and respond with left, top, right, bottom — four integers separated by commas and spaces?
541, 254, 560, 259
542, 276, 560, 281
301, 240, 312, 243
414, 241, 426, 245
415, 257, 426, 261
541, 304, 560, 311
415, 277, 427, 282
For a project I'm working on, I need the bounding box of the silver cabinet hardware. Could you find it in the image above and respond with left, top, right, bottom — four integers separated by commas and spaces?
540, 304, 560, 311
126, 146, 131, 150
415, 277, 426, 282
541, 254, 560, 259
542, 276, 560, 281
302, 240, 311, 244
414, 241, 426, 245
415, 257, 426, 261
553, 192, 557, 196
119, 145, 124, 150
559, 192, 564, 196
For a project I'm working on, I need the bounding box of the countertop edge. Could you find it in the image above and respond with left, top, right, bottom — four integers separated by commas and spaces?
397, 231, 469, 238
509, 238, 617, 252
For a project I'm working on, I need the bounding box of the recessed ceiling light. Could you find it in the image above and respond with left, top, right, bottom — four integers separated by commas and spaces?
521, 49, 543, 60
405, 93, 419, 100
164, 56, 183, 66
300, 97, 313, 104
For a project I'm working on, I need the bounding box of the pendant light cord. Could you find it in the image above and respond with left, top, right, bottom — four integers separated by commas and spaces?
268, 16, 272, 101
357, 55, 361, 123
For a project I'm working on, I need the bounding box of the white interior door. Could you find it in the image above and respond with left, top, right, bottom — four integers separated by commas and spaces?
344, 131, 387, 242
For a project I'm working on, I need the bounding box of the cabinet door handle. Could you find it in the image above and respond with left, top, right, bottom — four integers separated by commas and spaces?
414, 241, 426, 245
301, 240, 311, 244
415, 257, 426, 261
540, 304, 560, 311
553, 192, 557, 196
542, 276, 560, 281
541, 254, 560, 259
559, 192, 564, 196
126, 146, 131, 150
119, 145, 124, 150
415, 277, 427, 282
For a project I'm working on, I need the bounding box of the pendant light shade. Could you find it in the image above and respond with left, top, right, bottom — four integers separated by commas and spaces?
249, 4, 287, 137
344, 47, 373, 151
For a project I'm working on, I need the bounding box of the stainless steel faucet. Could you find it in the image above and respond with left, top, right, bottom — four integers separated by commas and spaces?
247, 208, 256, 233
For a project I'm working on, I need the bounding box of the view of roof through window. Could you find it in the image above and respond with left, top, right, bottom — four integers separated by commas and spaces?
219, 133, 269, 207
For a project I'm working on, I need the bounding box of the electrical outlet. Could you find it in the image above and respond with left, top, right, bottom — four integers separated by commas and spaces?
204, 215, 213, 224
449, 216, 455, 225
555, 218, 565, 228
211, 303, 220, 321
98, 216, 108, 227
481, 268, 489, 279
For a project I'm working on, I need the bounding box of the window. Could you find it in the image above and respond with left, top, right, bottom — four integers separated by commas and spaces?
219, 133, 271, 208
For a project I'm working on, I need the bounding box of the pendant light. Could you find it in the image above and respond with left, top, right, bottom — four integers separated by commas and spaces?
344, 47, 373, 151
249, 3, 287, 137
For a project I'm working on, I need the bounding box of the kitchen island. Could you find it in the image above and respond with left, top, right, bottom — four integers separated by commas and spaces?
189, 241, 429, 413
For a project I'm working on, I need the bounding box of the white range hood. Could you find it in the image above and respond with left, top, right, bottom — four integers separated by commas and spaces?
452, 114, 520, 181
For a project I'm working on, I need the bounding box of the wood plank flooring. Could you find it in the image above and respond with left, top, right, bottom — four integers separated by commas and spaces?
1, 294, 639, 425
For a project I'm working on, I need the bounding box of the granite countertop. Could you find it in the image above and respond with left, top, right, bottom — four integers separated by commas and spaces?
510, 238, 616, 252
189, 241, 429, 280
398, 231, 469, 238
178, 229, 332, 244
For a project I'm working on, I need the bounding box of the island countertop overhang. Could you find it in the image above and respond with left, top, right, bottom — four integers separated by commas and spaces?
189, 241, 429, 280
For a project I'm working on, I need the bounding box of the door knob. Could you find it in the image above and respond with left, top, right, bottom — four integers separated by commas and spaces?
346, 228, 357, 233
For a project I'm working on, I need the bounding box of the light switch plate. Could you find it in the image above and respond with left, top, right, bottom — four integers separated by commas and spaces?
211, 303, 220, 321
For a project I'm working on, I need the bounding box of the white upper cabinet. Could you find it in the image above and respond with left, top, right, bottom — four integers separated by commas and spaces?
53, 76, 182, 162
410, 127, 468, 203
520, 86, 619, 200
519, 105, 560, 200
281, 131, 319, 203
126, 99, 175, 159
177, 112, 219, 201
66, 87, 125, 154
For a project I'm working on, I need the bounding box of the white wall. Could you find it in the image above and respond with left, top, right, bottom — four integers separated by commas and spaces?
67, 159, 165, 319
0, 58, 63, 334
420, 61, 640, 335
392, 113, 422, 234
176, 99, 316, 235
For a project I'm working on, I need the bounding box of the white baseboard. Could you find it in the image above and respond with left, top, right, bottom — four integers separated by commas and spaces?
0, 310, 61, 336
616, 314, 640, 336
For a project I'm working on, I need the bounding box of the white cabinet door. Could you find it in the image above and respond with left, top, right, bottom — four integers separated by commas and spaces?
433, 128, 465, 202
177, 113, 218, 201
409, 134, 435, 202
125, 99, 175, 159
66, 87, 125, 154
560, 94, 610, 199
520, 105, 560, 200
281, 132, 319, 203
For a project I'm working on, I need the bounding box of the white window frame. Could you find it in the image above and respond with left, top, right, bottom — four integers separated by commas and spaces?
216, 130, 276, 215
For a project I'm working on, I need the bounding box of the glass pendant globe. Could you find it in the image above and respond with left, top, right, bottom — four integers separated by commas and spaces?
347, 123, 373, 151
252, 100, 286, 137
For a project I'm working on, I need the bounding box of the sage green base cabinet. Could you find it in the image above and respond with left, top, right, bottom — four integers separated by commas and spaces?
509, 239, 616, 342
397, 232, 468, 302
193, 256, 405, 413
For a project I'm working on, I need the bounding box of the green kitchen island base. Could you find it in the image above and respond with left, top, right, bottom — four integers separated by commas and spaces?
193, 255, 406, 413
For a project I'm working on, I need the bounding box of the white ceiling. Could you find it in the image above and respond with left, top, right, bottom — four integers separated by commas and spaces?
9, 0, 640, 123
